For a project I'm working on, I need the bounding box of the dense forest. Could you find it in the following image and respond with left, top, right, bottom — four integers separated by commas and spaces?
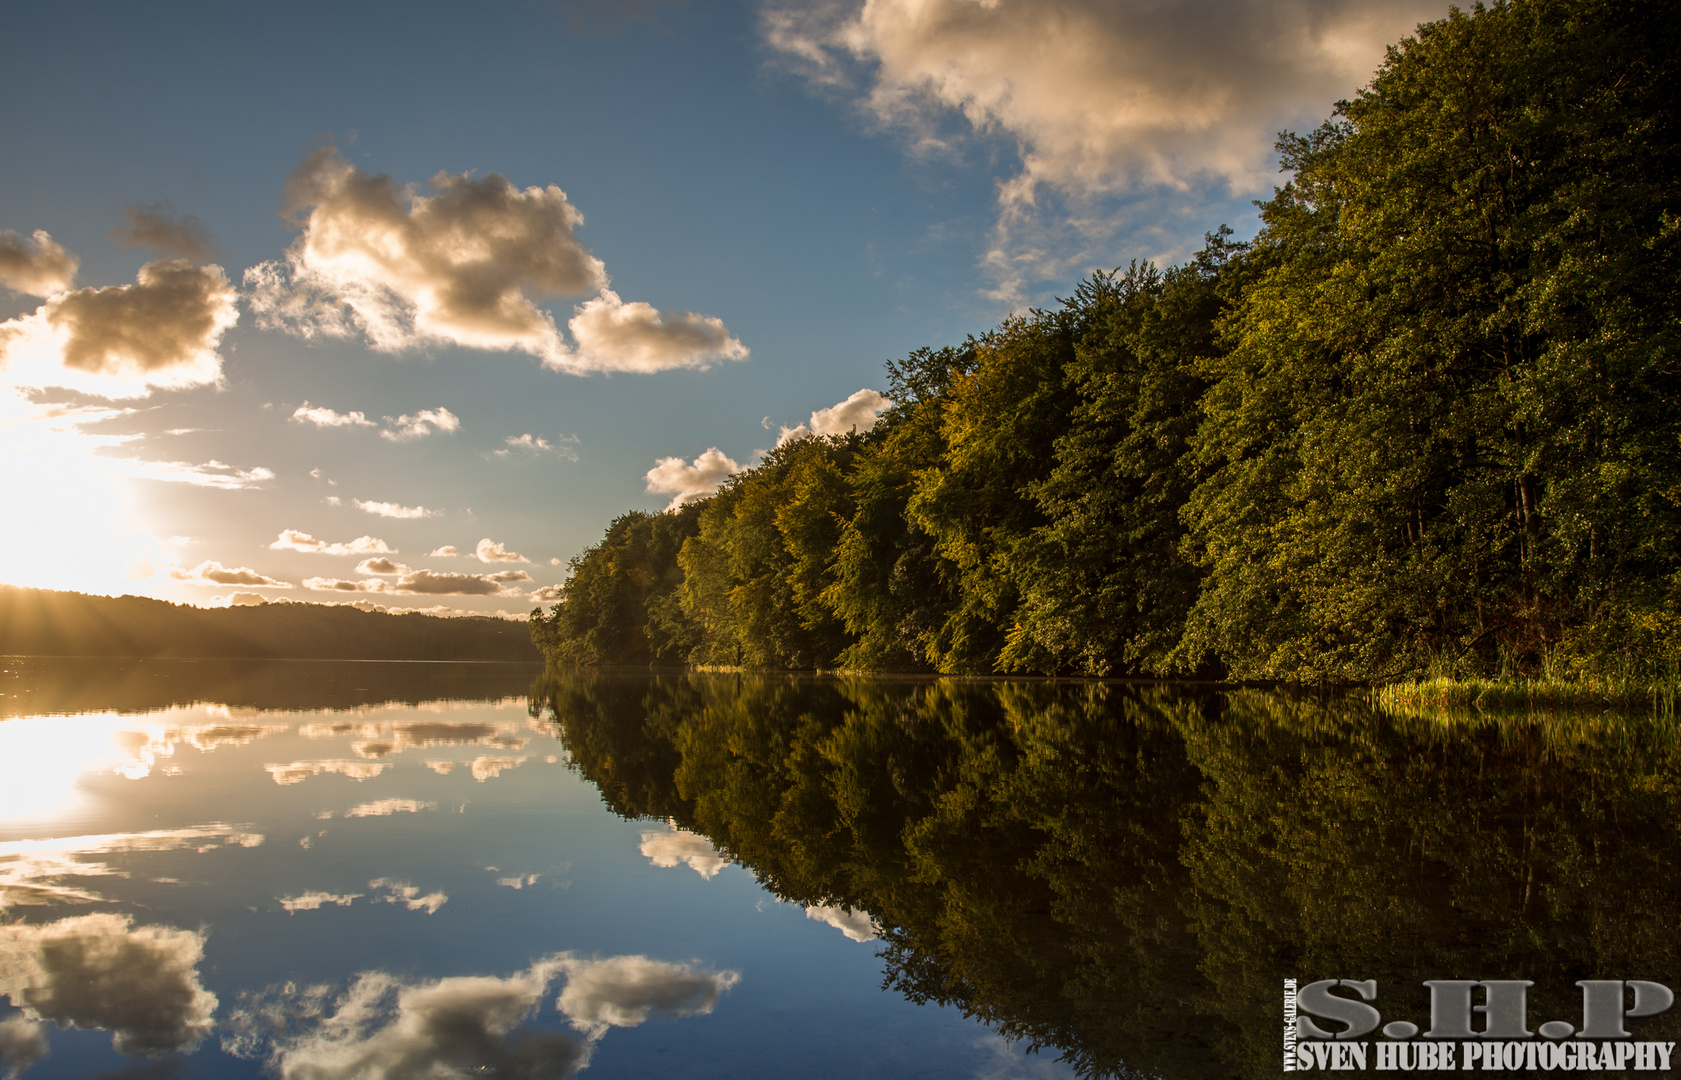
532, 0, 1681, 682
530, 670, 1681, 1078
0, 586, 540, 661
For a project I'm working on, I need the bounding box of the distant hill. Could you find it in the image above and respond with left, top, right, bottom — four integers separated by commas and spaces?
0, 586, 540, 661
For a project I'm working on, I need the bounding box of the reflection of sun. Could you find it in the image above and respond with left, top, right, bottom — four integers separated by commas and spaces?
0, 714, 133, 825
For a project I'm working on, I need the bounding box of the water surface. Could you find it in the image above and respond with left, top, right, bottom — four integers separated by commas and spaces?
3, 659, 1679, 1078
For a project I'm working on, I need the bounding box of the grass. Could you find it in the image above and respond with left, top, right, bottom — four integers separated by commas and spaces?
1374, 668, 1681, 719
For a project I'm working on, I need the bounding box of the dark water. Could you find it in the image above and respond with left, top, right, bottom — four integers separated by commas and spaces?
2, 659, 1678, 1078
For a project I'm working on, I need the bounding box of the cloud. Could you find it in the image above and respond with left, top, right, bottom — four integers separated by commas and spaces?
529, 584, 565, 603
353, 499, 439, 519
298, 719, 526, 760
496, 873, 542, 889
777, 387, 893, 445
263, 760, 389, 785
566, 289, 748, 373
169, 560, 292, 588
803, 903, 879, 942
0, 825, 265, 909
470, 755, 527, 781
427, 545, 460, 557
0, 259, 237, 397
343, 798, 435, 818
205, 591, 271, 607
0, 913, 217, 1056
644, 447, 740, 510
495, 432, 580, 461
279, 891, 361, 914
380, 407, 460, 441
0, 1015, 47, 1078
0, 229, 77, 297
244, 146, 746, 374
475, 538, 529, 564
270, 530, 393, 556
110, 201, 216, 261
304, 569, 528, 596
764, 0, 1445, 297
639, 823, 730, 878
353, 557, 408, 576
368, 878, 448, 914
291, 402, 374, 428
553, 955, 741, 1039
115, 458, 274, 489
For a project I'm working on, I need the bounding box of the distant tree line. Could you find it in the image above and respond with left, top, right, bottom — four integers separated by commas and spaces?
532, 0, 1681, 681
0, 586, 540, 661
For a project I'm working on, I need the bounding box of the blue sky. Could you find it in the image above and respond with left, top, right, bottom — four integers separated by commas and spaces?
0, 0, 1447, 614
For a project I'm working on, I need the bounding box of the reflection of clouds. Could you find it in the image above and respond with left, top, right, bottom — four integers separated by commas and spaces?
341, 798, 435, 818
297, 719, 528, 760
279, 892, 361, 914
496, 873, 541, 890
470, 755, 527, 781
368, 879, 448, 914
0, 825, 262, 909
264, 760, 388, 786
638, 823, 730, 878
224, 952, 740, 1079
0, 914, 217, 1056
804, 904, 879, 943
0, 1016, 47, 1078
424, 760, 455, 775
109, 720, 289, 779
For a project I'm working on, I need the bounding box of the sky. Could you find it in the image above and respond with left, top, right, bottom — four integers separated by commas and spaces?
0, 0, 1450, 616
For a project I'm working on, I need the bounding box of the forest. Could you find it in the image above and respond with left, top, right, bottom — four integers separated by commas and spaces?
531, 0, 1681, 682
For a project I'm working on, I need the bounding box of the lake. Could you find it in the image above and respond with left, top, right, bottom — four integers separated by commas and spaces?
1, 659, 1678, 1078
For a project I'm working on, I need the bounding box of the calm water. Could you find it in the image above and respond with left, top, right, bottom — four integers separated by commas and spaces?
2, 660, 1679, 1078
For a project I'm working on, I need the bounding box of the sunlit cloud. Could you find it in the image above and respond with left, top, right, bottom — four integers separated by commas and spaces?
279, 891, 361, 914
168, 560, 293, 588
270, 529, 394, 556
264, 760, 389, 785
428, 545, 460, 557
343, 798, 436, 817
244, 146, 747, 374
0, 258, 237, 397
354, 557, 408, 576
803, 903, 879, 942
553, 954, 741, 1039
110, 200, 217, 260
645, 447, 740, 510
776, 387, 892, 446
353, 498, 439, 519
566, 288, 747, 373
0, 229, 78, 297
368, 878, 448, 914
764, 0, 1446, 299
206, 591, 273, 607
475, 538, 529, 564
298, 718, 526, 760
0, 824, 264, 909
291, 401, 375, 428
304, 569, 528, 596
470, 755, 527, 781
495, 873, 542, 889
0, 1015, 47, 1077
529, 584, 565, 603
0, 913, 218, 1055
113, 457, 275, 489
639, 822, 730, 878
380, 406, 460, 441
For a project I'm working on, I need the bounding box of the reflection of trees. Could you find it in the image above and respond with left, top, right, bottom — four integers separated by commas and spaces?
529, 670, 1681, 1079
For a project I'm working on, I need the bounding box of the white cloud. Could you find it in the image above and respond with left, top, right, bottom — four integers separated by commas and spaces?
368, 878, 448, 914
0, 913, 217, 1056
304, 569, 527, 596
0, 824, 266, 909
764, 0, 1446, 298
264, 760, 389, 785
0, 258, 237, 397
428, 544, 460, 557
244, 146, 746, 374
279, 891, 361, 914
777, 387, 893, 446
567, 289, 748, 373
639, 823, 730, 878
291, 402, 375, 428
271, 530, 394, 555
803, 903, 879, 942
169, 560, 293, 588
475, 538, 530, 564
354, 498, 439, 519
0, 229, 78, 297
114, 457, 274, 489
529, 584, 565, 603
343, 798, 436, 817
470, 755, 527, 781
495, 432, 580, 461
380, 406, 460, 441
553, 954, 741, 1039
644, 447, 741, 510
